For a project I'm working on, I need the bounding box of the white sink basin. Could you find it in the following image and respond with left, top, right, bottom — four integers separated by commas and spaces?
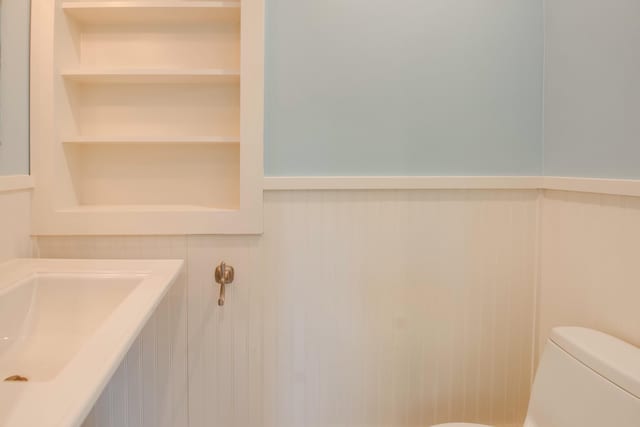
0, 272, 143, 382
0, 259, 183, 427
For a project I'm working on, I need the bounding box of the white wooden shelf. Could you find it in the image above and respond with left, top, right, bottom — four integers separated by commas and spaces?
62, 136, 240, 145
32, 0, 264, 235
61, 69, 240, 84
59, 204, 235, 213
62, 1, 241, 24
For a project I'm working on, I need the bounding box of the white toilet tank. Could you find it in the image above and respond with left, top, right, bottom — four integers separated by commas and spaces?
525, 327, 640, 427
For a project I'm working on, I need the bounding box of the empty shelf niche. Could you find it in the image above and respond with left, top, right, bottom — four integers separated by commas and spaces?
64, 143, 240, 209
63, 80, 240, 139
61, 2, 240, 69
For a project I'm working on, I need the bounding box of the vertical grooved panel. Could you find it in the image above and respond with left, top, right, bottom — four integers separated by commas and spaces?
36, 190, 537, 427
539, 190, 640, 356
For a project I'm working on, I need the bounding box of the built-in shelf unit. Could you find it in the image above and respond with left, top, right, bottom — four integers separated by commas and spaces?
31, 0, 264, 234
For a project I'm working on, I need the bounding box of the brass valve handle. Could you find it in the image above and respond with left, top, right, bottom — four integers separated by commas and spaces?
214, 261, 234, 306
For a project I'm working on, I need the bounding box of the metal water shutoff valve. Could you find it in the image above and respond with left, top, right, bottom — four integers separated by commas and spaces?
215, 261, 235, 306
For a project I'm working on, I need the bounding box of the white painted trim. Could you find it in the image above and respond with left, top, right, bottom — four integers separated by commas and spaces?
16, 172, 640, 197
0, 175, 34, 192
264, 176, 640, 198
263, 176, 543, 191
543, 177, 640, 198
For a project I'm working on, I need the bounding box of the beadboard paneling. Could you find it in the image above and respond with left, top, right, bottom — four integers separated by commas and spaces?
189, 190, 538, 427
538, 190, 640, 356
36, 190, 538, 427
0, 190, 32, 263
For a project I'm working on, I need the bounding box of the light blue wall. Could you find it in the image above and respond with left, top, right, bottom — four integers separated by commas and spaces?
544, 0, 640, 179
265, 0, 544, 176
0, 0, 30, 176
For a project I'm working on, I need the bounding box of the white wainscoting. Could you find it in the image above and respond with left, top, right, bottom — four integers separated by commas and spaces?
35, 189, 539, 427
0, 189, 32, 263
538, 190, 640, 358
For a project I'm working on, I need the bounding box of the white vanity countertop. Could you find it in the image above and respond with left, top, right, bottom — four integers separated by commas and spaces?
0, 258, 183, 427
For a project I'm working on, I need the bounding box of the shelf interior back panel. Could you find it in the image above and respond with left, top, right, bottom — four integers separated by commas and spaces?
68, 19, 240, 68
65, 143, 240, 208
65, 81, 240, 138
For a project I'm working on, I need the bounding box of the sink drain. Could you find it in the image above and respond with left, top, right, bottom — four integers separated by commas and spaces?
4, 375, 28, 382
